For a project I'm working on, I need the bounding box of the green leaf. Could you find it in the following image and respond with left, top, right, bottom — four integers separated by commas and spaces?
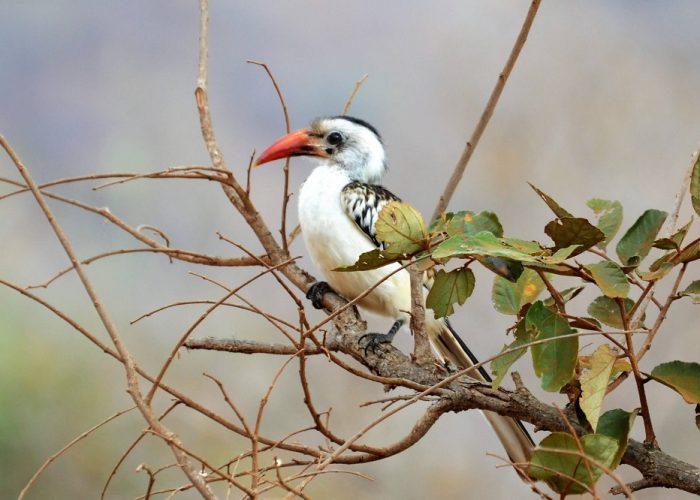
491, 320, 530, 389
615, 209, 668, 265
502, 238, 544, 254
529, 183, 574, 218
375, 201, 426, 255
333, 248, 404, 271
585, 261, 630, 298
587, 198, 623, 250
432, 231, 539, 263
528, 433, 619, 495
430, 210, 504, 238
544, 218, 605, 256
580, 345, 617, 431
543, 286, 585, 308
527, 301, 578, 392
679, 280, 700, 304
550, 244, 584, 262
426, 267, 475, 318
491, 268, 546, 315
587, 296, 635, 329
650, 361, 700, 404
653, 219, 692, 251
597, 409, 637, 468
691, 152, 700, 217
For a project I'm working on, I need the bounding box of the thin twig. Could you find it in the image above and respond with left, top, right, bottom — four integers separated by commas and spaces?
248, 59, 293, 256
554, 405, 598, 499
616, 298, 656, 445
0, 176, 266, 270
342, 74, 369, 115
145, 256, 300, 404
0, 135, 216, 498
636, 263, 688, 361
133, 299, 299, 332
101, 403, 181, 499
19, 406, 136, 500
431, 0, 542, 220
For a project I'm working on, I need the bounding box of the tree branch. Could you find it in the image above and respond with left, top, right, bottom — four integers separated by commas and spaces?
431, 0, 542, 220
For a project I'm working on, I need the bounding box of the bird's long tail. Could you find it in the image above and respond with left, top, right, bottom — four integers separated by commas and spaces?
428, 317, 534, 467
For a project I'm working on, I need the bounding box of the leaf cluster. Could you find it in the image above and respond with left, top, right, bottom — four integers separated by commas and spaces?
342, 171, 700, 495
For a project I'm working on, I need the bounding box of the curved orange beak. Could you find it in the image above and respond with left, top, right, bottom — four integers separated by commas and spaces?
255, 129, 327, 166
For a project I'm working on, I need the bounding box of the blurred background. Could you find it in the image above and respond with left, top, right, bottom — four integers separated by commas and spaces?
1, 1, 699, 498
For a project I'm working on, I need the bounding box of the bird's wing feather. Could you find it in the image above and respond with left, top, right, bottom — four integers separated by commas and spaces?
340, 181, 401, 248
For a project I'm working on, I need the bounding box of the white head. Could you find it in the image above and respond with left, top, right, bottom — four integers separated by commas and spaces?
255, 116, 387, 184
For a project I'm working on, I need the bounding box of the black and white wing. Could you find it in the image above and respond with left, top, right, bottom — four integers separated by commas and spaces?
340, 181, 401, 248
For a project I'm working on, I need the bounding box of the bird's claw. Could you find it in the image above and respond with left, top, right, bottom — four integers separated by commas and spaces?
358, 332, 394, 357
306, 281, 334, 310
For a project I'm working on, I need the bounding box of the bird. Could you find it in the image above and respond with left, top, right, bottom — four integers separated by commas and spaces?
255, 115, 534, 466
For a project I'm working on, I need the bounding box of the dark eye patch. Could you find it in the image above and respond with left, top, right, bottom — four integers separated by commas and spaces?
326, 131, 343, 146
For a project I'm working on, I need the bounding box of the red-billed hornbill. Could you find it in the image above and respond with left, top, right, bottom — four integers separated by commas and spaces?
256, 116, 533, 465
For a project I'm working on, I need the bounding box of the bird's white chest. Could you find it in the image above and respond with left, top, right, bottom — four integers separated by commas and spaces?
297, 166, 410, 318
298, 166, 373, 273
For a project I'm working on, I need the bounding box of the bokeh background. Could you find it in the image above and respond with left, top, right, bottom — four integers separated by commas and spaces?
1, 1, 699, 498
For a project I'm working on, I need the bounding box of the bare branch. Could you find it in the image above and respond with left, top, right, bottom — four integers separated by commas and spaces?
0, 135, 216, 498
247, 59, 294, 256
342, 74, 369, 115
408, 263, 431, 363
19, 406, 136, 500
431, 0, 542, 220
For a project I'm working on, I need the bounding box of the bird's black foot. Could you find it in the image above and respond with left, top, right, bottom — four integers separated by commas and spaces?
358, 319, 404, 356
306, 281, 334, 310
359, 332, 396, 356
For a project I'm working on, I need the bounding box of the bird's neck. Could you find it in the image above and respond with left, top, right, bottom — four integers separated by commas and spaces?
326, 158, 385, 185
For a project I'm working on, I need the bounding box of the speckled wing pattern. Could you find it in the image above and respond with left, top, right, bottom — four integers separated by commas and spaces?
340, 181, 401, 248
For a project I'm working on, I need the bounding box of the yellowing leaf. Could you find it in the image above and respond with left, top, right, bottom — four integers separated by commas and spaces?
691, 152, 700, 217
637, 262, 674, 282
375, 201, 426, 256
650, 361, 700, 404
585, 261, 630, 298
679, 240, 700, 264
653, 219, 692, 251
580, 345, 617, 431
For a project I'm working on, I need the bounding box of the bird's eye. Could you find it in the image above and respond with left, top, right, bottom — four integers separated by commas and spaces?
326, 131, 343, 146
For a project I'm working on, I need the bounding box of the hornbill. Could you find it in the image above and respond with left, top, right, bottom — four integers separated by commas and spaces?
255, 115, 534, 466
